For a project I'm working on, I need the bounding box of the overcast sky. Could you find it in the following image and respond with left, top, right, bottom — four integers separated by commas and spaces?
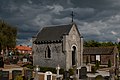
0, 0, 120, 45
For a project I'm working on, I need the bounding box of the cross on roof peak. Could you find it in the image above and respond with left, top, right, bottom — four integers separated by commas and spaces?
71, 11, 74, 23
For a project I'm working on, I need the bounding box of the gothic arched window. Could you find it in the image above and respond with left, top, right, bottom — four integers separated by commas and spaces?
45, 46, 51, 59
72, 46, 76, 66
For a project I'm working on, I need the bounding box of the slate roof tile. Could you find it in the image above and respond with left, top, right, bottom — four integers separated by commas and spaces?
83, 46, 115, 55
35, 24, 73, 42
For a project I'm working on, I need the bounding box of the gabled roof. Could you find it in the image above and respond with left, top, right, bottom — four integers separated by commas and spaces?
35, 23, 75, 43
16, 45, 32, 51
83, 46, 117, 55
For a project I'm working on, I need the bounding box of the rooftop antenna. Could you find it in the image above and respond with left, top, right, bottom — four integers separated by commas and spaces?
71, 11, 74, 23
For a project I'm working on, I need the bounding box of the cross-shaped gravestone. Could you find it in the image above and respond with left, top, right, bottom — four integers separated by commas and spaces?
56, 65, 60, 78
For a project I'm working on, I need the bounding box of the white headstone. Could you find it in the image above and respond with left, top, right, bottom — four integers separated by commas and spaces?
44, 71, 52, 80
23, 58, 27, 62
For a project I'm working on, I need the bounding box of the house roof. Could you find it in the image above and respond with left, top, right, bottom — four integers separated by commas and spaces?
34, 23, 74, 42
83, 46, 116, 55
16, 45, 32, 51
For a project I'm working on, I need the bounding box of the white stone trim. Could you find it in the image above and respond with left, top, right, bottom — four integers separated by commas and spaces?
44, 71, 52, 80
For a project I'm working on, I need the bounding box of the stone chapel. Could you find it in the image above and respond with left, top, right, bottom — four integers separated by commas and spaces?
32, 23, 83, 70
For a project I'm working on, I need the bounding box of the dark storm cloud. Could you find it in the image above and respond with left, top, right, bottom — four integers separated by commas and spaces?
0, 0, 120, 45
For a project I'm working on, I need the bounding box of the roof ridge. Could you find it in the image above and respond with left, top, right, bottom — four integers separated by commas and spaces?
34, 23, 75, 43
43, 23, 73, 28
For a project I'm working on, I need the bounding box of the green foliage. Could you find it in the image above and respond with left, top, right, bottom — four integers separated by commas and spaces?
40, 66, 56, 73
26, 64, 34, 69
114, 75, 119, 80
59, 68, 64, 74
84, 40, 115, 47
40, 66, 64, 74
84, 40, 101, 47
91, 66, 97, 74
69, 68, 74, 76
86, 56, 89, 65
15, 75, 23, 80
22, 64, 64, 74
100, 41, 115, 46
32, 66, 64, 74
95, 60, 100, 69
108, 59, 112, 67
0, 20, 17, 51
116, 42, 120, 55
95, 75, 104, 80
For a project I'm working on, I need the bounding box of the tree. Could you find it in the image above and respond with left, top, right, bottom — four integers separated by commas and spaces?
84, 40, 101, 47
108, 59, 112, 67
91, 66, 97, 74
84, 40, 115, 47
95, 60, 100, 69
0, 20, 17, 53
100, 41, 115, 47
86, 56, 89, 65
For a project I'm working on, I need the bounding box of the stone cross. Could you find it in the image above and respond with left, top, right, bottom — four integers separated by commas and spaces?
56, 65, 60, 78
71, 11, 74, 22
34, 65, 40, 80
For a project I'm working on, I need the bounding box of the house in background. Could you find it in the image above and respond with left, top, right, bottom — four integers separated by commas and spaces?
83, 46, 119, 67
32, 23, 83, 70
16, 45, 32, 54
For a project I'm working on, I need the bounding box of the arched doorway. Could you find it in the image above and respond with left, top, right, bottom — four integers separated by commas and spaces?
72, 46, 76, 66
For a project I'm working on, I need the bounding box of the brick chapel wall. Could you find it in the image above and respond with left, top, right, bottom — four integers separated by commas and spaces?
33, 43, 66, 69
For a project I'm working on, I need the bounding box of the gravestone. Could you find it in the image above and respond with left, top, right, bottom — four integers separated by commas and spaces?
79, 67, 87, 79
24, 69, 33, 80
23, 58, 27, 63
109, 69, 115, 79
0, 70, 2, 80
0, 57, 4, 68
12, 70, 22, 80
63, 71, 70, 80
47, 75, 51, 80
2, 71, 9, 80
45, 71, 52, 80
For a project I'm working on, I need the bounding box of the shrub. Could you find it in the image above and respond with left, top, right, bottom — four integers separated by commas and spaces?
95, 60, 100, 69
108, 59, 112, 67
40, 66, 56, 73
26, 64, 34, 69
15, 75, 23, 80
69, 68, 74, 76
95, 75, 104, 80
23, 64, 65, 74
59, 68, 64, 74
86, 56, 89, 65
40, 66, 64, 74
91, 66, 97, 74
